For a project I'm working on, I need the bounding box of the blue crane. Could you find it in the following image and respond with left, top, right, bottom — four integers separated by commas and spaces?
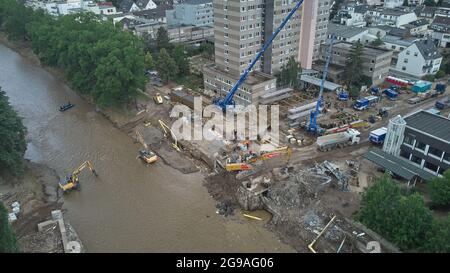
306, 34, 336, 135
215, 0, 305, 110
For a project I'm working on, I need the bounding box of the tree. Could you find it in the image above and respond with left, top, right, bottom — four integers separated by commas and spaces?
402, 0, 409, 6
278, 57, 301, 87
428, 169, 450, 206
156, 27, 171, 52
144, 52, 154, 70
172, 44, 190, 77
0, 88, 27, 176
344, 41, 364, 86
156, 48, 178, 83
371, 32, 384, 47
357, 174, 402, 238
0, 202, 19, 253
357, 174, 433, 250
349, 85, 360, 99
422, 74, 435, 82
424, 0, 437, 6
393, 193, 433, 250
422, 216, 450, 253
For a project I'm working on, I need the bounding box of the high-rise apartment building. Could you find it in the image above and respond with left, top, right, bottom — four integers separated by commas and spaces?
203, 0, 302, 105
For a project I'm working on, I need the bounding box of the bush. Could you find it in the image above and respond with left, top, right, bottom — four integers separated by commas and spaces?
422, 74, 435, 82
421, 216, 450, 253
435, 70, 446, 79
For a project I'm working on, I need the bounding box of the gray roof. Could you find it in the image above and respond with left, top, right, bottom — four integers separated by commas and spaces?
133, 3, 172, 19
404, 110, 450, 142
404, 19, 429, 28
364, 149, 435, 181
327, 23, 368, 39
414, 38, 442, 61
300, 75, 342, 91
119, 0, 134, 12
354, 4, 368, 14
382, 35, 415, 47
184, 0, 212, 5
135, 0, 153, 9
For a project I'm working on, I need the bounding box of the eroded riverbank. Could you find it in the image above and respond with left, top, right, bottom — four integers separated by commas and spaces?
0, 40, 294, 252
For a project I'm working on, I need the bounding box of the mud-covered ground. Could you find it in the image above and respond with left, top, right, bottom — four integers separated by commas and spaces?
0, 161, 64, 252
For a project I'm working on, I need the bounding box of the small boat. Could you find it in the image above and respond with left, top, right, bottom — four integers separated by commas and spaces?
59, 102, 75, 112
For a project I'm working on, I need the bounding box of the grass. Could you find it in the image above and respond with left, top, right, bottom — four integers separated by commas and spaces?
175, 73, 204, 93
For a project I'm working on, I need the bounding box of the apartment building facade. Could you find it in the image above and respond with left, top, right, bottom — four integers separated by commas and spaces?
166, 0, 213, 27
203, 0, 302, 105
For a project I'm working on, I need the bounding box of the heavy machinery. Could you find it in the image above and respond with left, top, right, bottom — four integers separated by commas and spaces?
154, 93, 163, 104
307, 35, 336, 135
226, 147, 292, 171
214, 0, 305, 110
158, 119, 181, 151
138, 149, 158, 164
59, 161, 97, 192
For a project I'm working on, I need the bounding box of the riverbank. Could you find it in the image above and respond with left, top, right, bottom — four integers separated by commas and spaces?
0, 161, 84, 252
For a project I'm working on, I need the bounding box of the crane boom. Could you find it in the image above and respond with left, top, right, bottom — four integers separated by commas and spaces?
215, 0, 305, 110
307, 34, 335, 135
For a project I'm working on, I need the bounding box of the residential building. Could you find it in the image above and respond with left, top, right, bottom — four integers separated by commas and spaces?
315, 41, 393, 85
327, 23, 369, 43
402, 19, 429, 37
134, 0, 157, 10
332, 3, 367, 27
167, 25, 214, 43
366, 0, 382, 5
414, 5, 436, 23
28, 0, 119, 17
203, 0, 302, 105
408, 0, 425, 5
393, 38, 443, 79
133, 3, 173, 23
383, 0, 402, 9
378, 8, 418, 27
166, 0, 213, 27
399, 110, 450, 177
430, 16, 450, 48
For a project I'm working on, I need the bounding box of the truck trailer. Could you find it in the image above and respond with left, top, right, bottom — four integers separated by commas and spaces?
369, 127, 387, 145
383, 89, 398, 100
353, 96, 380, 111
435, 96, 450, 110
316, 129, 361, 152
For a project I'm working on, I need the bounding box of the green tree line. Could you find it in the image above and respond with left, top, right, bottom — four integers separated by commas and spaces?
0, 0, 146, 108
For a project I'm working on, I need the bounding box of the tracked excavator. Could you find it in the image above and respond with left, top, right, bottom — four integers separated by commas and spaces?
59, 160, 98, 192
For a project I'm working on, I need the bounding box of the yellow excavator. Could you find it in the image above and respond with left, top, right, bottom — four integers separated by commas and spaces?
59, 161, 98, 192
226, 147, 292, 171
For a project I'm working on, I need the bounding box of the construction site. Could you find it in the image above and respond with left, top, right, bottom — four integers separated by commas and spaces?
108, 2, 450, 252
2, 0, 449, 255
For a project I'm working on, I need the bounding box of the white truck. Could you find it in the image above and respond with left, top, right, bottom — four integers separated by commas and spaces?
316, 129, 361, 152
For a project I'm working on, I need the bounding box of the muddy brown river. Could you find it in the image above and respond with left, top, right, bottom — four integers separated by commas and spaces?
0, 43, 293, 252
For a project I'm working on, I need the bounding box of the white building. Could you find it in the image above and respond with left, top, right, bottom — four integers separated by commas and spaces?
430, 16, 450, 47
394, 38, 443, 79
384, 0, 403, 9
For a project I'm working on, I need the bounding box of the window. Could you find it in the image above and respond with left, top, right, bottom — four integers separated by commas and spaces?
402, 66, 406, 71
404, 58, 408, 63
403, 134, 414, 145
400, 150, 411, 160
428, 147, 443, 158
411, 155, 422, 165
424, 162, 438, 173
444, 153, 450, 162
406, 50, 410, 55
414, 52, 418, 57
416, 141, 426, 151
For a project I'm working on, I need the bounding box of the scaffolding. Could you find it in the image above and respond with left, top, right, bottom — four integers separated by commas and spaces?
382, 115, 406, 157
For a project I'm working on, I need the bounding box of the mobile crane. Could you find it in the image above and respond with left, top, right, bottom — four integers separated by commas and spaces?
59, 160, 98, 192
225, 146, 292, 171
214, 0, 305, 110
307, 34, 336, 135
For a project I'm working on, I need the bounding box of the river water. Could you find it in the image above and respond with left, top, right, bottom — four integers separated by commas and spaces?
0, 43, 293, 252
